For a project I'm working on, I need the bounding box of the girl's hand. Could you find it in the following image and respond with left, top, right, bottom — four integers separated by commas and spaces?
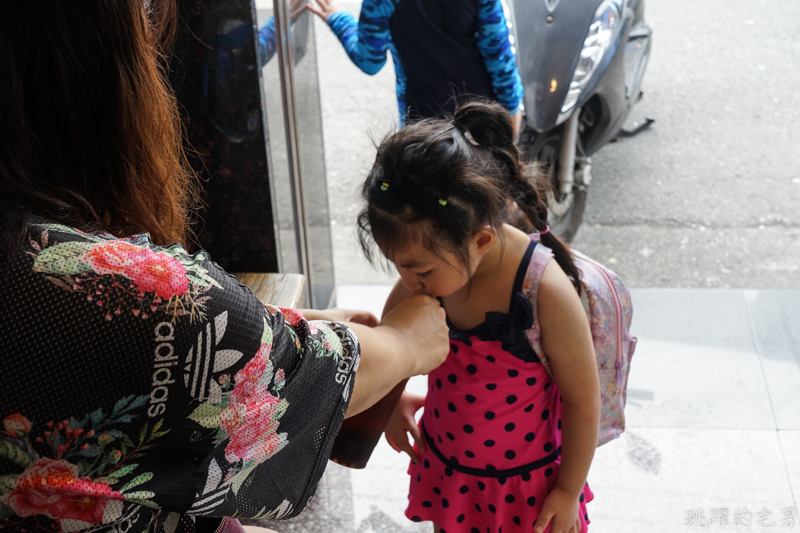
535, 487, 582, 533
385, 391, 427, 463
306, 0, 341, 21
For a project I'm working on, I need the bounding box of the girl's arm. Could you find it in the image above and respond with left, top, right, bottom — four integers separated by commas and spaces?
537, 261, 600, 533
475, 0, 525, 118
307, 0, 396, 75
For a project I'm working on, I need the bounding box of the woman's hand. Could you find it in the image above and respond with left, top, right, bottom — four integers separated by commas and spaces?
535, 487, 582, 533
306, 0, 341, 21
385, 391, 427, 463
379, 294, 449, 376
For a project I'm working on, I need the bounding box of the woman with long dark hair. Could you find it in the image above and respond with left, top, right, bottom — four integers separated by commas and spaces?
0, 3, 448, 533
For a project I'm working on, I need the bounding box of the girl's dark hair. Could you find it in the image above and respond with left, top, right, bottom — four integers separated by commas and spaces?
0, 0, 196, 262
357, 100, 581, 292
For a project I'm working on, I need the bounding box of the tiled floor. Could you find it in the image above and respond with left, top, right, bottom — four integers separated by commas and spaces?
252, 288, 800, 532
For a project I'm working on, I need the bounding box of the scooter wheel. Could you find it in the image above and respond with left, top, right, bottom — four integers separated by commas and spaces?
546, 187, 586, 243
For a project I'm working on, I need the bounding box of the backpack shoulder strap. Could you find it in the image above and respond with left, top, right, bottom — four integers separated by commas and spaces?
520, 238, 555, 375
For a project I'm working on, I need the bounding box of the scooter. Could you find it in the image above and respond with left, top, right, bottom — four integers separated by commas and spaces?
506, 0, 653, 241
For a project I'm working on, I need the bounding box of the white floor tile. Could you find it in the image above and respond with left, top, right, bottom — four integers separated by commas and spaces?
779, 431, 800, 510
587, 428, 795, 533
625, 338, 775, 430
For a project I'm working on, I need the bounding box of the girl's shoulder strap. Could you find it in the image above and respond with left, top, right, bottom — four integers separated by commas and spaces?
520, 237, 554, 374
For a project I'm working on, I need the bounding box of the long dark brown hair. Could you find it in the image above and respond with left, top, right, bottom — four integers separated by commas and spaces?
0, 0, 196, 259
358, 100, 582, 292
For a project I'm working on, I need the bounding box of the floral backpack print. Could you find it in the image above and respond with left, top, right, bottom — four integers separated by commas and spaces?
521, 239, 637, 447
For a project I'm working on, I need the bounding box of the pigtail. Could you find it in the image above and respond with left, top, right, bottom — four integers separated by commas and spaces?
453, 101, 582, 293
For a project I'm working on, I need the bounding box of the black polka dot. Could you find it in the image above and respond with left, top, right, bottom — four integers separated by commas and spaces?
484, 439, 495, 447
545, 382, 551, 390
541, 409, 550, 420
436, 379, 442, 389
475, 504, 482, 513
558, 419, 562, 430
486, 383, 497, 390
544, 442, 554, 452
459, 485, 469, 494
525, 432, 535, 442
478, 481, 486, 490
521, 472, 531, 481
484, 411, 495, 420
527, 496, 536, 506
486, 464, 496, 471
445, 467, 453, 476
457, 515, 465, 523
465, 450, 475, 458
471, 528, 480, 533
447, 374, 457, 384
446, 432, 455, 441
412, 516, 422, 522
506, 395, 517, 404
488, 504, 496, 513
451, 344, 459, 353
498, 477, 507, 485
465, 394, 476, 403
442, 498, 449, 508
544, 467, 554, 477
580, 493, 585, 502
505, 450, 516, 460
417, 474, 421, 482
433, 487, 441, 495
505, 494, 515, 503
437, 434, 443, 444
513, 516, 521, 526
463, 424, 473, 433
434, 408, 440, 418
585, 513, 589, 521
486, 355, 495, 362
423, 459, 430, 468
503, 422, 515, 432
526, 377, 537, 386
508, 369, 519, 378
524, 404, 534, 412
466, 365, 477, 374
450, 456, 459, 464
422, 501, 432, 508
448, 402, 456, 412
560, 395, 563, 402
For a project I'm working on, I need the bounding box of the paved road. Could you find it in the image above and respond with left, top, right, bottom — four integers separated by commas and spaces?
315, 0, 800, 288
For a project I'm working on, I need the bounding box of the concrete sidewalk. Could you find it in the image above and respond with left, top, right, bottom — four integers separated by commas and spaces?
252, 287, 800, 532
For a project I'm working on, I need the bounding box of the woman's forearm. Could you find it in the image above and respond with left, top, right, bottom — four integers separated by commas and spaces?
342, 323, 415, 417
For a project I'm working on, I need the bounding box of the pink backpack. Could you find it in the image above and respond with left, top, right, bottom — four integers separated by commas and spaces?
520, 239, 637, 447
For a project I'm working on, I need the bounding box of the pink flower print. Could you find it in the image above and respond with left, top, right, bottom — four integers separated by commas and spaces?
222, 343, 287, 464
123, 250, 189, 299
82, 242, 146, 276
223, 392, 284, 463
3, 414, 32, 438
278, 307, 306, 327
2, 458, 124, 524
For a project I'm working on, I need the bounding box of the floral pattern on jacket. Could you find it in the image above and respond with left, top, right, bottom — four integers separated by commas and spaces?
0, 221, 361, 533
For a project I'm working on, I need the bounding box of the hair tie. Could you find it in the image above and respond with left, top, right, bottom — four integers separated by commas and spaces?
438, 198, 448, 206
380, 182, 389, 192
533, 225, 550, 239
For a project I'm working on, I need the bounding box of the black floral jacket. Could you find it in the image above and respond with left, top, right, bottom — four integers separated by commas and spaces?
0, 221, 360, 533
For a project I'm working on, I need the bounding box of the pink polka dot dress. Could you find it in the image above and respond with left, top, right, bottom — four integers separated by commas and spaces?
405, 241, 593, 532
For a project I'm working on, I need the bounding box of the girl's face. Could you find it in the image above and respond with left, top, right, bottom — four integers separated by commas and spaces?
384, 227, 495, 298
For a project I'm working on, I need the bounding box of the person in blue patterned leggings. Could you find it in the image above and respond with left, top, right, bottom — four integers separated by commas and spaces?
308, 0, 524, 135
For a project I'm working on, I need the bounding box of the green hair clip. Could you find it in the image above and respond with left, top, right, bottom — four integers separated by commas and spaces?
438, 198, 448, 206
380, 182, 389, 191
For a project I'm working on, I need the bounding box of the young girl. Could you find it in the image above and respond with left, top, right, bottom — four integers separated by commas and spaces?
358, 100, 600, 533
